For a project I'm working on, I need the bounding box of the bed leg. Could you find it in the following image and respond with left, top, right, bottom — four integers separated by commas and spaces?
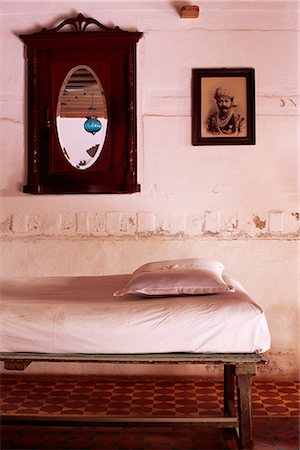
235, 363, 256, 449
224, 364, 235, 417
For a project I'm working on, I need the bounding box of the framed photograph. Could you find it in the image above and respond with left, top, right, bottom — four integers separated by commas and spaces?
192, 68, 255, 146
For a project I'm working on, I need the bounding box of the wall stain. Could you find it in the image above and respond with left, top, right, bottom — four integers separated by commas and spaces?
128, 217, 136, 226
288, 98, 297, 107
291, 212, 299, 221
280, 98, 297, 108
231, 219, 238, 230
253, 215, 266, 229
0, 216, 13, 233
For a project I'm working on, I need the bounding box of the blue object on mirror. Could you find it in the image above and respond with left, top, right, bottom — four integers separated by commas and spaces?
84, 117, 102, 134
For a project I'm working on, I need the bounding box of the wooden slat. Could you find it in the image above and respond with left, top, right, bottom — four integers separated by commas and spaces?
1, 414, 238, 426
0, 352, 267, 370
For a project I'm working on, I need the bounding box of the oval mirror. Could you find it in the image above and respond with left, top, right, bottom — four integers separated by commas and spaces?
56, 65, 108, 170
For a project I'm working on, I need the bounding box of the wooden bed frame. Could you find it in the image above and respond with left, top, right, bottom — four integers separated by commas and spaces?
0, 352, 267, 449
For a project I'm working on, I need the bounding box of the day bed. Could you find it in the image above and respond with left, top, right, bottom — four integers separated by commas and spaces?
0, 259, 271, 449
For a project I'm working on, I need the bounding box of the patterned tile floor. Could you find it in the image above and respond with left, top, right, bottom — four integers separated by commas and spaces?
1, 376, 299, 449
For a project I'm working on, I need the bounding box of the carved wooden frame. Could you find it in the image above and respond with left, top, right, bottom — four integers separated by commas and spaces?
20, 14, 143, 194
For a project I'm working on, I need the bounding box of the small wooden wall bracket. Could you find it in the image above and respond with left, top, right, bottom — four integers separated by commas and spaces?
181, 5, 200, 19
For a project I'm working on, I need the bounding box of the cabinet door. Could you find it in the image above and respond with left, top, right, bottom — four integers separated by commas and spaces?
20, 14, 142, 194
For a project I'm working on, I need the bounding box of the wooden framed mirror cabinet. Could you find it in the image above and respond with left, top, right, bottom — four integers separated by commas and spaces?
20, 14, 143, 194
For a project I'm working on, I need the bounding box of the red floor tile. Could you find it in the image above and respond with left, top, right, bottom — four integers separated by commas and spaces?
0, 376, 299, 449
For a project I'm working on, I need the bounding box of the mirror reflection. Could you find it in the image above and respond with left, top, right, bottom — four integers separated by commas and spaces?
56, 65, 108, 170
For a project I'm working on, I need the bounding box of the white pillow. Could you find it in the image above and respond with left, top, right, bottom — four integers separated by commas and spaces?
113, 258, 234, 297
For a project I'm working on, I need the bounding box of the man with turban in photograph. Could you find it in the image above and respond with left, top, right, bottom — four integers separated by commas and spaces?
206, 87, 245, 136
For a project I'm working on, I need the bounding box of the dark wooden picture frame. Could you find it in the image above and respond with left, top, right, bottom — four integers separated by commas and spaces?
20, 14, 143, 194
192, 68, 255, 146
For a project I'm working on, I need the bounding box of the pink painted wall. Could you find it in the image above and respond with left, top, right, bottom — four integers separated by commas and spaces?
0, 0, 299, 378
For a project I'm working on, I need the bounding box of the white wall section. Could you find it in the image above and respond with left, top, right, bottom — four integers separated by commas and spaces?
0, 0, 299, 378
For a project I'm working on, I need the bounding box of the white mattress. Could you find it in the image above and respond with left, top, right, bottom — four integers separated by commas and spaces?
0, 273, 271, 354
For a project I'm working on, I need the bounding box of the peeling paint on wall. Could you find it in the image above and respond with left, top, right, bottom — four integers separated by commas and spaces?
0, 211, 299, 239
0, 215, 12, 233
252, 215, 267, 230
